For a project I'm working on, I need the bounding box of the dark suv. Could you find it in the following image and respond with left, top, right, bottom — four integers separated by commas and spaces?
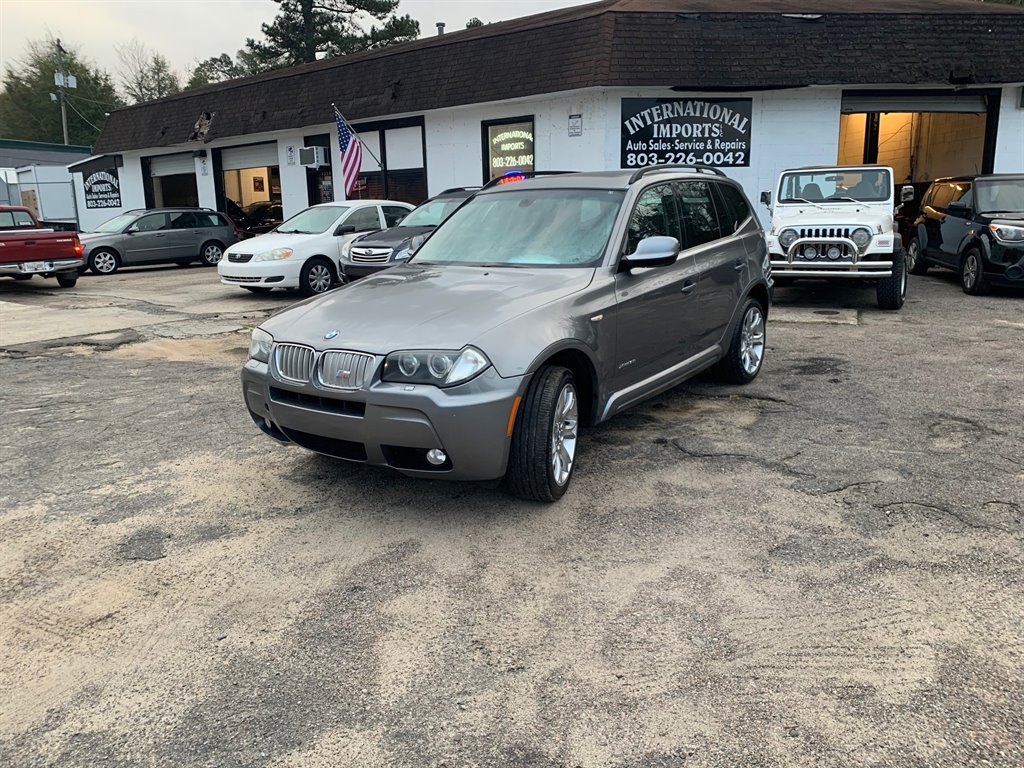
241, 166, 771, 502
339, 187, 480, 281
907, 174, 1024, 294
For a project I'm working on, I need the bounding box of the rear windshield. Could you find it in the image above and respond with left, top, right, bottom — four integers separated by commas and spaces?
975, 179, 1024, 214
779, 169, 891, 203
0, 210, 36, 229
277, 206, 349, 234
413, 189, 624, 268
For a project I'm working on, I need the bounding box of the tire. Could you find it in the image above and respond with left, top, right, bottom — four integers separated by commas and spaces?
88, 248, 119, 275
199, 241, 225, 266
714, 298, 767, 384
299, 257, 335, 296
960, 248, 988, 296
504, 366, 578, 503
244, 286, 272, 294
877, 248, 907, 310
56, 274, 78, 288
907, 238, 929, 275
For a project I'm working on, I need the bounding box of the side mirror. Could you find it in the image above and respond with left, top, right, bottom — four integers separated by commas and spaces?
335, 224, 356, 236
760, 191, 772, 207
947, 200, 968, 211
900, 185, 915, 203
125, 226, 139, 234
622, 236, 679, 270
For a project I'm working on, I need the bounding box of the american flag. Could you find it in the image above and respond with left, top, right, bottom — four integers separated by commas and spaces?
334, 107, 363, 197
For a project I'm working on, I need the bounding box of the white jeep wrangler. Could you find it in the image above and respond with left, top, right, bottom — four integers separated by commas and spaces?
762, 165, 912, 310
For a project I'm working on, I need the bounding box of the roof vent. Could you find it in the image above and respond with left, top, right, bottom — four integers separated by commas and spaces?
436, 22, 445, 35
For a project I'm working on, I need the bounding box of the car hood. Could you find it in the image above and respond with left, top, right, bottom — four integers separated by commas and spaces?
262, 264, 595, 359
980, 211, 1024, 223
352, 225, 435, 249
226, 231, 315, 253
79, 231, 116, 241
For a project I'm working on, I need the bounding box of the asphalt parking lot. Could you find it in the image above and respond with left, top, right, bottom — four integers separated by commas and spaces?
1, 265, 1022, 767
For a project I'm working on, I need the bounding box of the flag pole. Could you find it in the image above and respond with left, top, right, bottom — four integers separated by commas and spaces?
332, 102, 382, 167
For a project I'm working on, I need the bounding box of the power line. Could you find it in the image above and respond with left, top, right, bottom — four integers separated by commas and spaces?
63, 94, 102, 132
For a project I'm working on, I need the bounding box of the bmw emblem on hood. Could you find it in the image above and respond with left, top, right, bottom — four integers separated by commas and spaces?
324, 329, 339, 340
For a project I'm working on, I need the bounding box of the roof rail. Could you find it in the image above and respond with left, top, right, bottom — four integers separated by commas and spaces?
627, 164, 725, 184
480, 170, 578, 191
438, 186, 483, 195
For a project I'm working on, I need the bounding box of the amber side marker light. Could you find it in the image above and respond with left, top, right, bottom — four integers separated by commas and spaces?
506, 395, 522, 436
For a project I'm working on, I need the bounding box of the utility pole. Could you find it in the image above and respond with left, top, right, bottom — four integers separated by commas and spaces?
55, 39, 69, 145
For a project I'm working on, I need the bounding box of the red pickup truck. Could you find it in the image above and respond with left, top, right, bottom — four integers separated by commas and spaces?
0, 206, 84, 288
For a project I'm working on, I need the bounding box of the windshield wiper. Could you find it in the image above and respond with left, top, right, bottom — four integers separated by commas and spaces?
827, 195, 866, 204
783, 197, 825, 210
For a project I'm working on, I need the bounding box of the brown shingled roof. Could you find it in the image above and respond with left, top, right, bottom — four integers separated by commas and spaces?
93, 0, 1024, 154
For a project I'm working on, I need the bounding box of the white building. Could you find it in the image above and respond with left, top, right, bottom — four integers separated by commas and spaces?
71, 0, 1024, 232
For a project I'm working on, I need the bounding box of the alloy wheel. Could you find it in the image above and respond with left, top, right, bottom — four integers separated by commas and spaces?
203, 244, 223, 265
92, 251, 117, 274
963, 253, 979, 290
907, 241, 918, 271
740, 305, 765, 375
550, 383, 578, 487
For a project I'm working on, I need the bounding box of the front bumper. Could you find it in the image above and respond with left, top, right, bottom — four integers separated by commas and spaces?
218, 258, 301, 288
770, 237, 893, 278
241, 361, 527, 481
339, 259, 392, 281
0, 258, 84, 276
986, 243, 1024, 286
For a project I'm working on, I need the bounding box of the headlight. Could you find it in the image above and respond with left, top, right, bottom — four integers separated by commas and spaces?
989, 223, 1024, 243
778, 229, 798, 249
382, 347, 490, 387
393, 247, 411, 262
341, 240, 354, 258
249, 328, 273, 363
253, 247, 293, 262
851, 228, 872, 248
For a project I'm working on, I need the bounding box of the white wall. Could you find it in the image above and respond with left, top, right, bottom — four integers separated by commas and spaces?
195, 153, 217, 210
276, 132, 311, 216
994, 84, 1024, 173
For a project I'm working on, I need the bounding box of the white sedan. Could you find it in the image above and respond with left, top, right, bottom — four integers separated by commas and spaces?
218, 200, 412, 296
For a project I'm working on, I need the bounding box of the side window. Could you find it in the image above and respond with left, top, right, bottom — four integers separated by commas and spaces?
133, 213, 170, 232
345, 206, 382, 232
626, 184, 681, 254
676, 181, 722, 248
170, 212, 198, 229
711, 183, 750, 235
13, 210, 36, 227
950, 183, 972, 207
382, 205, 409, 227
929, 183, 955, 210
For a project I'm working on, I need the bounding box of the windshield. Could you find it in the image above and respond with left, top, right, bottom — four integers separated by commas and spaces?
92, 213, 138, 233
413, 189, 624, 268
400, 198, 466, 228
277, 205, 349, 234
976, 179, 1024, 213
779, 169, 891, 203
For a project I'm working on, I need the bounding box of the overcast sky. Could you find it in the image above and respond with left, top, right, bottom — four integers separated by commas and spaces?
0, 0, 591, 86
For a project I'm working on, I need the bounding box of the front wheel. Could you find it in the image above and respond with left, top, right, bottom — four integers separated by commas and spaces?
907, 238, 928, 275
877, 248, 907, 310
299, 257, 335, 296
199, 241, 224, 266
714, 298, 766, 384
960, 248, 988, 296
56, 274, 78, 288
504, 366, 578, 502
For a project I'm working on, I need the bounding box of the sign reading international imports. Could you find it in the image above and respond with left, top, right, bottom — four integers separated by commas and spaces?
486, 119, 535, 180
83, 167, 121, 208
620, 98, 752, 169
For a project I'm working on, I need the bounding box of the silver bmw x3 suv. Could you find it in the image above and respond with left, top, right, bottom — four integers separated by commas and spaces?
241, 166, 771, 501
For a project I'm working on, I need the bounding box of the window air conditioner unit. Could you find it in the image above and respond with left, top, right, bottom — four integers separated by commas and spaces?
298, 146, 329, 167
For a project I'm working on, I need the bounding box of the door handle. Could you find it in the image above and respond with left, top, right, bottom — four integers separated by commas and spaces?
154, 233, 166, 238
733, 258, 745, 271
680, 279, 697, 295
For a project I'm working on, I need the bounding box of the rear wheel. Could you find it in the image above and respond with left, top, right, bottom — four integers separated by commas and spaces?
877, 248, 907, 310
505, 366, 578, 502
299, 257, 335, 296
89, 249, 119, 275
714, 298, 766, 384
199, 241, 224, 266
960, 248, 988, 296
907, 238, 928, 275
56, 274, 78, 288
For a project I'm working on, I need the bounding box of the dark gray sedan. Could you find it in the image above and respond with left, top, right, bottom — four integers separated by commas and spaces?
241, 167, 771, 501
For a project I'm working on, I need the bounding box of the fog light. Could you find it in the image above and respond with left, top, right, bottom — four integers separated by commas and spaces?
826, 245, 842, 260
426, 449, 447, 466
802, 245, 818, 260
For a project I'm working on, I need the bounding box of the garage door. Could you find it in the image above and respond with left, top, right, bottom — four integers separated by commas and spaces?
221, 143, 278, 171
148, 153, 195, 177
842, 94, 987, 114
